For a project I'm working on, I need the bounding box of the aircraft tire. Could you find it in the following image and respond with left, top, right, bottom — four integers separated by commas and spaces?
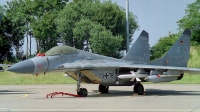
98, 84, 109, 93
77, 91, 81, 95
134, 83, 144, 95
77, 88, 88, 97
80, 88, 88, 97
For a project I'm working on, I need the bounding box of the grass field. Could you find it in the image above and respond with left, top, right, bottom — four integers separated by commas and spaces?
0, 71, 200, 85
0, 71, 76, 85
0, 46, 200, 85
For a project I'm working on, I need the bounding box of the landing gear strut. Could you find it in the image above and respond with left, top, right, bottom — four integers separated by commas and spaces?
98, 84, 109, 93
133, 82, 144, 95
77, 72, 88, 97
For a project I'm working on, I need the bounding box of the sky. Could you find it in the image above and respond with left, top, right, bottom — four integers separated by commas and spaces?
112, 0, 195, 46
0, 0, 196, 53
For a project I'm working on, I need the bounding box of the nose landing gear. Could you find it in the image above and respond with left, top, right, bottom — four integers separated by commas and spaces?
76, 72, 88, 97
46, 72, 88, 98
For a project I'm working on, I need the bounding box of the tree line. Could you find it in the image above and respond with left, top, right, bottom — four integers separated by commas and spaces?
0, 0, 139, 63
0, 0, 199, 63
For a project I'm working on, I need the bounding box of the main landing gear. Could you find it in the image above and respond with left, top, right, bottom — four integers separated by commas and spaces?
133, 82, 144, 95
98, 84, 109, 93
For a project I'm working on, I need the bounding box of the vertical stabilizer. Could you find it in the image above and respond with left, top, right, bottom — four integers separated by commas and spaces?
149, 29, 191, 67
122, 30, 149, 64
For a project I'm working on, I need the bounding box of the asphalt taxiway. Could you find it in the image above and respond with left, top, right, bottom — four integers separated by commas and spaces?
0, 84, 200, 111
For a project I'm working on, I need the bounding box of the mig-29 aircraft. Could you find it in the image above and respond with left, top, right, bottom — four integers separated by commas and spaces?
8, 29, 198, 97
0, 64, 11, 72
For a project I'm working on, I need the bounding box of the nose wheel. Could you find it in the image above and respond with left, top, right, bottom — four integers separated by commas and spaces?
77, 88, 88, 97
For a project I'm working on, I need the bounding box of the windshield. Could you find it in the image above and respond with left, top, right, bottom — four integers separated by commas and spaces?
45, 46, 77, 56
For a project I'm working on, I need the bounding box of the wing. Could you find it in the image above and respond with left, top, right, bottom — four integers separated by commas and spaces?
54, 59, 200, 74
54, 60, 123, 84
120, 64, 200, 74
54, 60, 200, 83
54, 59, 121, 71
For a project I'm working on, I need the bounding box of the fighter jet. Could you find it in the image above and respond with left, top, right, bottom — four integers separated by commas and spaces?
8, 29, 198, 97
7, 30, 149, 96
0, 64, 11, 72
0, 66, 3, 72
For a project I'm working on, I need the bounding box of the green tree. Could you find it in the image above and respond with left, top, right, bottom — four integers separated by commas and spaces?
29, 0, 69, 52
56, 0, 139, 57
0, 5, 13, 62
150, 33, 179, 61
177, 0, 200, 45
73, 19, 123, 57
19, 0, 33, 59
56, 0, 97, 47
92, 1, 138, 51
90, 23, 123, 57
4, 1, 26, 60
0, 32, 13, 63
73, 19, 94, 50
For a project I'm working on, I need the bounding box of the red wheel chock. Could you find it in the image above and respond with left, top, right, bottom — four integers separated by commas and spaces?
46, 92, 82, 98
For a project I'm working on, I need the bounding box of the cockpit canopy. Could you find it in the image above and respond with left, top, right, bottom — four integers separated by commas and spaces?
45, 46, 78, 56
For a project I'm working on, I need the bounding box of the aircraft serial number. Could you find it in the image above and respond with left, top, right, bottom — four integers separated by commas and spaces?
98, 73, 114, 79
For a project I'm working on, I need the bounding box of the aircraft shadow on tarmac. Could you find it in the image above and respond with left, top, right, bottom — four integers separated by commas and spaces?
27, 88, 200, 99
51, 89, 200, 98
1, 88, 200, 98
85, 89, 200, 97
144, 89, 200, 96
0, 90, 35, 95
